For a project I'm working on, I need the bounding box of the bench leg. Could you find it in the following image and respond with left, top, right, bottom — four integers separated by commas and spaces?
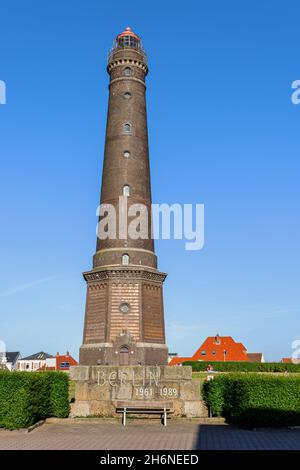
123, 408, 126, 426
164, 407, 167, 427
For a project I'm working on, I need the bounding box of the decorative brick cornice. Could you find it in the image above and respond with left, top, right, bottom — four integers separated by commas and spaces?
107, 58, 148, 74
83, 268, 167, 284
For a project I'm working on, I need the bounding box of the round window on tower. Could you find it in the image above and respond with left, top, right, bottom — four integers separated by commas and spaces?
123, 92, 131, 100
119, 302, 130, 314
123, 150, 130, 158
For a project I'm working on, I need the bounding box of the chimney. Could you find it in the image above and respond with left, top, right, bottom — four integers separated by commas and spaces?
56, 352, 59, 356
66, 351, 70, 356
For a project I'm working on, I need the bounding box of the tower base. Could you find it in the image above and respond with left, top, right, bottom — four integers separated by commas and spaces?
69, 365, 208, 418
81, 267, 168, 366
80, 332, 168, 366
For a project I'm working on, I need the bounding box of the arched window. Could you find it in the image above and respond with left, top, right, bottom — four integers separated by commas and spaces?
123, 150, 130, 158
123, 92, 131, 100
123, 185, 130, 197
122, 123, 131, 134
119, 346, 129, 365
122, 254, 130, 265
124, 67, 132, 76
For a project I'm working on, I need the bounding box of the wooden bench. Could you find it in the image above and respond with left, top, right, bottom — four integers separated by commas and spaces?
115, 401, 173, 426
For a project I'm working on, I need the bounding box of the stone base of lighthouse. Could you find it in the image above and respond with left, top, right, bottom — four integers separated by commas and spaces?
69, 365, 208, 418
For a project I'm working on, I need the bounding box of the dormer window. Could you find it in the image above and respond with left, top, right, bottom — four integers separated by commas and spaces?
214, 334, 221, 345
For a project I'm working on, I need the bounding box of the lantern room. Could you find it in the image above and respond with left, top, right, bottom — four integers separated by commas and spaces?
108, 27, 147, 64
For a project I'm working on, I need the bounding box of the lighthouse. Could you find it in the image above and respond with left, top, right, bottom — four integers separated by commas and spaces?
80, 28, 168, 366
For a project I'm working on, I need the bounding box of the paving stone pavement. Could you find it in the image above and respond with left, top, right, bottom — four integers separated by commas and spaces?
0, 422, 300, 450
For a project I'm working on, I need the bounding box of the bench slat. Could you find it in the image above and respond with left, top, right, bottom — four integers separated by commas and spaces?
116, 408, 172, 412
115, 401, 173, 409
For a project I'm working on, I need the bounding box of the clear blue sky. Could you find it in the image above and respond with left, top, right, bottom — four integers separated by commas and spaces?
1, 0, 299, 361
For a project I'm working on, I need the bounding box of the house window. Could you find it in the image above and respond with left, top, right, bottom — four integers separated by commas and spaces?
124, 67, 132, 76
200, 351, 206, 356
123, 185, 130, 197
60, 362, 70, 369
212, 350, 216, 356
123, 150, 130, 158
122, 123, 131, 133
122, 254, 130, 265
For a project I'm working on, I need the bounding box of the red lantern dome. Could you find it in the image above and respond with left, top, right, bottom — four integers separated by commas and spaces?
116, 26, 141, 49
117, 26, 141, 41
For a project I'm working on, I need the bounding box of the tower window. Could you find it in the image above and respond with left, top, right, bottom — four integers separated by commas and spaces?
123, 150, 130, 158
123, 92, 131, 100
122, 123, 131, 133
124, 67, 132, 76
123, 185, 130, 196
122, 254, 130, 265
119, 302, 130, 314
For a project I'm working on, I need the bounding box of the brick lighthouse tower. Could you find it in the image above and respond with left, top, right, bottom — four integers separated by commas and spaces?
80, 27, 168, 366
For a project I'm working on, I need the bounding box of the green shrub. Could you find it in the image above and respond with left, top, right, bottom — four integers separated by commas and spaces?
185, 361, 300, 373
48, 372, 70, 417
203, 378, 225, 416
203, 374, 300, 426
0, 371, 70, 429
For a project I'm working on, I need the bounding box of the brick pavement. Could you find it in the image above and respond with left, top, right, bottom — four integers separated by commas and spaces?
0, 421, 299, 450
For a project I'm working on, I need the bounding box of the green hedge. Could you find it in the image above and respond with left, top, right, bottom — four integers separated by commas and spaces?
0, 371, 69, 429
185, 361, 300, 373
203, 374, 300, 426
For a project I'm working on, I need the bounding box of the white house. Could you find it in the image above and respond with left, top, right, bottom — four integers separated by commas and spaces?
18, 351, 53, 371
0, 352, 21, 371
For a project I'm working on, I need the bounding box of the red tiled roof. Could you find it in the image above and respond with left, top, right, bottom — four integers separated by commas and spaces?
169, 335, 251, 365
247, 353, 263, 363
37, 354, 78, 371
281, 357, 300, 364
56, 355, 78, 370
169, 357, 191, 366
191, 336, 248, 362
